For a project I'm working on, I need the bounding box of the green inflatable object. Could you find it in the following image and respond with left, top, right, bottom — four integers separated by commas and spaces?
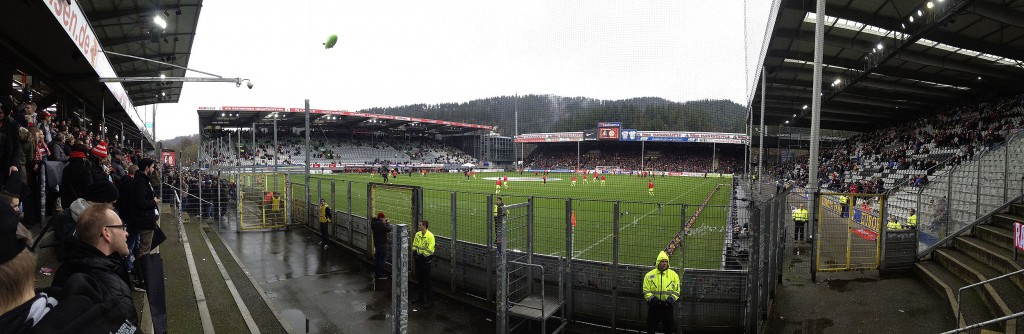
324, 34, 338, 49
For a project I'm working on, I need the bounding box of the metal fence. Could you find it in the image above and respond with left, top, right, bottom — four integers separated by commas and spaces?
880, 131, 1024, 256
279, 175, 790, 333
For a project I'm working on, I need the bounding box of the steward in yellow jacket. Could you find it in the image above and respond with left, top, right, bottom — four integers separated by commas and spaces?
643, 251, 680, 333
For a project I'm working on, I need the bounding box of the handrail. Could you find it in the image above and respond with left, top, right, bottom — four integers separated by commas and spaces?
940, 310, 1024, 334
956, 268, 1024, 327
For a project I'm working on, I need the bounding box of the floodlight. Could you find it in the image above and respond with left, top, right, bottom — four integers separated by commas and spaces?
153, 15, 167, 29
877, 43, 884, 50
909, 16, 914, 23
917, 10, 923, 17
802, 105, 808, 110
927, 2, 934, 8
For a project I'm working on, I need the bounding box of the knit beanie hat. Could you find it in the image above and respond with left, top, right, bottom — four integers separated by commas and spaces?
82, 180, 118, 203
91, 141, 108, 159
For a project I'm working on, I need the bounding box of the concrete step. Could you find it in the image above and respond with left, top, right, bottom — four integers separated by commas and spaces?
953, 236, 1024, 292
935, 249, 1021, 333
916, 261, 999, 331
991, 213, 1022, 230
182, 217, 251, 333
1011, 203, 1024, 216
974, 224, 1014, 249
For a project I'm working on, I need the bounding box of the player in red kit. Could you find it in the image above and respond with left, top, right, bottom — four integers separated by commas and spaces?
495, 179, 502, 194
648, 180, 654, 196
503, 175, 509, 189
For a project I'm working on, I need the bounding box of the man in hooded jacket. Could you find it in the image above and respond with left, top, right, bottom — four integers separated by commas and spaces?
643, 251, 680, 334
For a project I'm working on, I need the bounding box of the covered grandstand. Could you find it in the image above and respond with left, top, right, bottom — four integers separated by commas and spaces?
197, 106, 506, 170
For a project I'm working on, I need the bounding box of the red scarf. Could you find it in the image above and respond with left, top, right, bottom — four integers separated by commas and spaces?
36, 142, 49, 162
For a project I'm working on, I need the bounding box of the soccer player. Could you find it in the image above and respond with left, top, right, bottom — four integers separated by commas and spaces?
648, 180, 654, 196
571, 176, 577, 187
542, 175, 547, 184
472, 171, 477, 179
593, 171, 598, 180
421, 169, 427, 177
600, 175, 606, 187
582, 173, 589, 184
495, 179, 502, 194
503, 175, 509, 189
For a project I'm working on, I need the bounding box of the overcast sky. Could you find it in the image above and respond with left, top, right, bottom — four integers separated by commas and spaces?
148, 1, 773, 140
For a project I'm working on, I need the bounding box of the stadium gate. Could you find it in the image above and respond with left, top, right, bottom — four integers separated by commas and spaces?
813, 193, 884, 272
495, 199, 567, 334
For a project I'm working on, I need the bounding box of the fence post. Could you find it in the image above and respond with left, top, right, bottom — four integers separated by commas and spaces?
678, 203, 687, 334
487, 194, 494, 302
495, 196, 506, 334
976, 160, 982, 219
611, 201, 620, 331
450, 191, 457, 292
1004, 144, 1010, 203
391, 224, 410, 334
285, 173, 291, 226
747, 203, 762, 334
810, 191, 819, 282
946, 173, 953, 239
330, 179, 336, 241
366, 183, 374, 259
564, 199, 573, 320
527, 196, 535, 297
347, 181, 353, 246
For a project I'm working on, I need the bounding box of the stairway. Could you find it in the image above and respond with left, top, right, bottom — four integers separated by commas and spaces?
916, 201, 1024, 333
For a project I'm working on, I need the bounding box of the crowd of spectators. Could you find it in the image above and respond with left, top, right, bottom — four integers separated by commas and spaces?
779, 94, 1023, 193
201, 130, 475, 167
525, 145, 743, 174
1, 95, 166, 332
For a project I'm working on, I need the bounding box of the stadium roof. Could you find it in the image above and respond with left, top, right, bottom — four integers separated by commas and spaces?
752, 0, 1024, 132
197, 106, 495, 135
0, 0, 203, 145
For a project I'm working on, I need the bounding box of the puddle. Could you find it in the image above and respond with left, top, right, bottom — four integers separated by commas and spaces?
825, 277, 877, 291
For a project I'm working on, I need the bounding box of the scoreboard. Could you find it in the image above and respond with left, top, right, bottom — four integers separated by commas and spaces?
597, 122, 621, 141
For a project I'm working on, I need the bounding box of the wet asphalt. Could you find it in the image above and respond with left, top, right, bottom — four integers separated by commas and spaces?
213, 221, 495, 334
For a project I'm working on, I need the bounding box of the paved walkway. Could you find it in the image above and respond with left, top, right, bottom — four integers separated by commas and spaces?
210, 217, 494, 334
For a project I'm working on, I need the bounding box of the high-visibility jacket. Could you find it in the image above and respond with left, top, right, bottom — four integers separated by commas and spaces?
887, 220, 903, 230
907, 214, 918, 228
840, 196, 848, 205
412, 229, 435, 257
643, 251, 680, 303
792, 209, 809, 222
272, 196, 282, 212
318, 205, 331, 224
493, 204, 502, 217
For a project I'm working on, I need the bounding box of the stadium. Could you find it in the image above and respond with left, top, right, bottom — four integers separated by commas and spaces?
2, 1, 1024, 334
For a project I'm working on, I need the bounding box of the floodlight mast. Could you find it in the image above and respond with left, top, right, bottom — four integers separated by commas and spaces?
97, 50, 252, 88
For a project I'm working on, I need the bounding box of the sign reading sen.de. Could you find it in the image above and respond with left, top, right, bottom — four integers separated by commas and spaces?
1015, 222, 1024, 252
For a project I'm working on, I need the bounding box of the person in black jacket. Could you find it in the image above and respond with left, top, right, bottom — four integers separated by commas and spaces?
370, 211, 392, 279
0, 198, 138, 334
51, 204, 138, 327
131, 159, 159, 258
59, 148, 97, 211
0, 108, 21, 197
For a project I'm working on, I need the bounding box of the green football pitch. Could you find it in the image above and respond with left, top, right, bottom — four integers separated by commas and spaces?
277, 172, 732, 268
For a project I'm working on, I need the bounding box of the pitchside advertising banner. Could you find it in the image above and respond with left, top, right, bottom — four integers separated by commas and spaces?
517, 130, 749, 144
1015, 222, 1024, 252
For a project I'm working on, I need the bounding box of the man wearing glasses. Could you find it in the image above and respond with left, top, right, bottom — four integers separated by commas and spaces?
51, 204, 139, 327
